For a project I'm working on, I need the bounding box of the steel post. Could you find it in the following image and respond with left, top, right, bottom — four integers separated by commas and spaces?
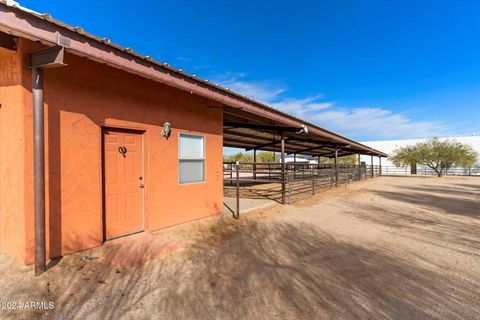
253, 149, 257, 180
33, 67, 46, 276
281, 133, 286, 204
235, 162, 240, 219
293, 153, 296, 179
357, 154, 361, 180
311, 165, 315, 195
334, 148, 338, 187
371, 154, 374, 178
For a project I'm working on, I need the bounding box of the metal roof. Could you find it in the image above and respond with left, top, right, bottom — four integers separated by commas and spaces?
0, 0, 387, 157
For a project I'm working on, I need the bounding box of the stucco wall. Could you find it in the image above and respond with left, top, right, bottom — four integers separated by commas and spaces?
0, 44, 27, 262
15, 39, 223, 264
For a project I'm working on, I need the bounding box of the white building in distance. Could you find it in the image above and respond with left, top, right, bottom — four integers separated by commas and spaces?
360, 135, 480, 167
284, 156, 311, 163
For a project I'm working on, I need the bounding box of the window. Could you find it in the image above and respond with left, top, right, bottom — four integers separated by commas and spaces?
179, 134, 205, 183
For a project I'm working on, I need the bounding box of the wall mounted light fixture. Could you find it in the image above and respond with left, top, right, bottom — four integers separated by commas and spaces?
297, 124, 309, 134
161, 121, 171, 139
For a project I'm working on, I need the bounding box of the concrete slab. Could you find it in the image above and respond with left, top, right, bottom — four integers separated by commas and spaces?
103, 232, 185, 268
223, 197, 276, 215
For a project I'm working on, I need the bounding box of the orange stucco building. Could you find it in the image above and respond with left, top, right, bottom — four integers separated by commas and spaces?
1, 37, 224, 265
0, 2, 386, 269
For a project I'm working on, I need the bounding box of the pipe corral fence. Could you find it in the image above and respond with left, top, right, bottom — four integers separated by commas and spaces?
380, 166, 480, 176
224, 162, 381, 218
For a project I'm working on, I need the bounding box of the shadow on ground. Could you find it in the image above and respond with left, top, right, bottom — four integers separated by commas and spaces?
3, 216, 478, 319
339, 181, 480, 260
374, 186, 479, 219
2, 177, 479, 319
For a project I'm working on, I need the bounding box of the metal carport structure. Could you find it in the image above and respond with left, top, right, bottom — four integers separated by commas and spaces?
221, 102, 387, 211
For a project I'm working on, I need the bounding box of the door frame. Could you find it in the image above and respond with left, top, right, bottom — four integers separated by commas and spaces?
101, 126, 146, 241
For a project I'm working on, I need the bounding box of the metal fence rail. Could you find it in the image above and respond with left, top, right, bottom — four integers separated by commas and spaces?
224, 162, 380, 217
380, 166, 480, 176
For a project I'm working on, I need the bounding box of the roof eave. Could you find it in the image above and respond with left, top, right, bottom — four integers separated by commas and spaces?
0, 2, 386, 157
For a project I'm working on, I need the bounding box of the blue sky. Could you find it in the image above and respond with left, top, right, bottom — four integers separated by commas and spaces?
20, 0, 480, 142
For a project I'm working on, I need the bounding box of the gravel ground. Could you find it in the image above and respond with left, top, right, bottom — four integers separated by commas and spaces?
0, 176, 479, 319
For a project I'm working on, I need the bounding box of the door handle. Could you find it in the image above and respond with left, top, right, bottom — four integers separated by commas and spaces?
139, 184, 144, 189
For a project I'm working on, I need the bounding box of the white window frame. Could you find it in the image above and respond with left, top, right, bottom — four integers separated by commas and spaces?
178, 133, 206, 184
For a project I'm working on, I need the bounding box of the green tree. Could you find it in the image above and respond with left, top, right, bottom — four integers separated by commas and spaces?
256, 151, 276, 163
223, 151, 282, 163
390, 137, 478, 177
338, 155, 358, 165
318, 155, 357, 165
223, 152, 253, 163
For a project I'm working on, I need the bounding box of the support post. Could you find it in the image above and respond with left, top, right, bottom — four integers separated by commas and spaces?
357, 154, 361, 181
33, 67, 46, 276
253, 149, 257, 181
371, 154, 374, 178
281, 133, 286, 204
288, 172, 292, 204
272, 132, 276, 163
293, 153, 296, 179
334, 148, 338, 187
379, 156, 382, 175
235, 162, 240, 219
311, 165, 315, 195
330, 163, 334, 188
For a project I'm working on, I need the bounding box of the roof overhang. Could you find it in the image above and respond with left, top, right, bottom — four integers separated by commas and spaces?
0, 1, 387, 157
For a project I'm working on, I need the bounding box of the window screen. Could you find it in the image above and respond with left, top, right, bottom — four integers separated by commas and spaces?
179, 134, 205, 183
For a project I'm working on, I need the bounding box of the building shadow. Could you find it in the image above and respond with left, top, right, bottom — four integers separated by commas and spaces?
1, 218, 478, 319
372, 187, 479, 219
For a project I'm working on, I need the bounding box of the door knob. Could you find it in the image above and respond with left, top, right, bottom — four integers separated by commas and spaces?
139, 184, 144, 188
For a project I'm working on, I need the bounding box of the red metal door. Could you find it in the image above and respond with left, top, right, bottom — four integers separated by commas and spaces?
103, 128, 144, 240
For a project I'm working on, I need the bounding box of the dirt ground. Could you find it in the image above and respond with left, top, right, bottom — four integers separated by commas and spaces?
0, 176, 479, 319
